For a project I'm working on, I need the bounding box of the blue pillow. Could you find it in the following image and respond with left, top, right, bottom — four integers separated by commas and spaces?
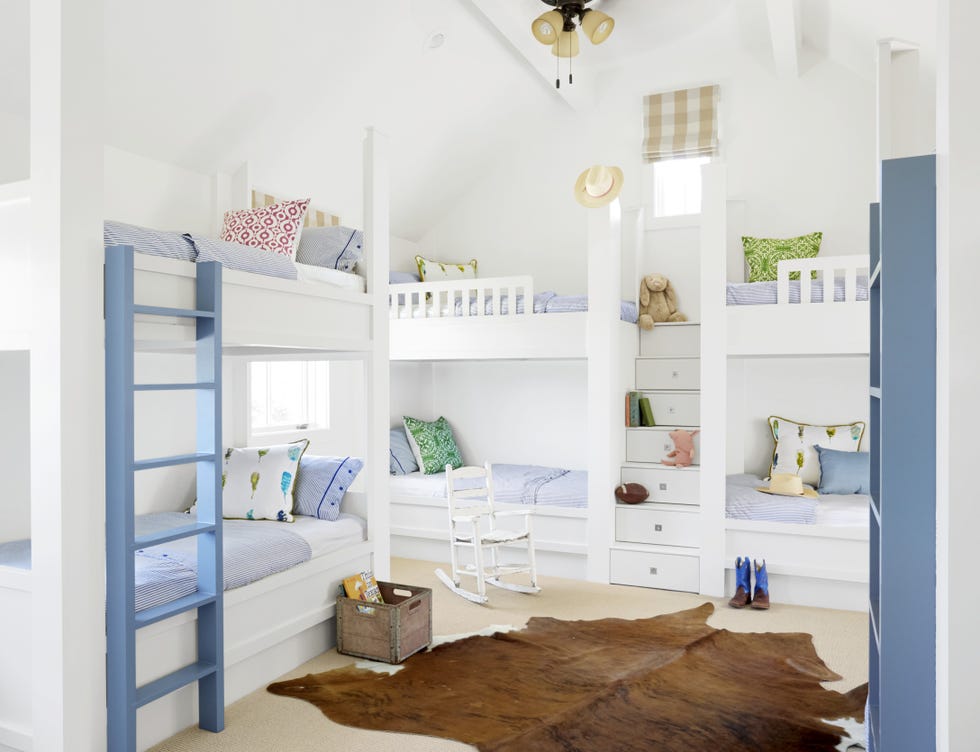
815, 445, 870, 495
390, 270, 421, 284
389, 427, 419, 475
296, 226, 363, 272
294, 455, 363, 521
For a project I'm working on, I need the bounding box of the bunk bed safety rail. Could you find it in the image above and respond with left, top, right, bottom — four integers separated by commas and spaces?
389, 275, 534, 320
776, 255, 871, 305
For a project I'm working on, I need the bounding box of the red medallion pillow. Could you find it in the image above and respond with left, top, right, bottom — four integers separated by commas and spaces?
220, 198, 310, 258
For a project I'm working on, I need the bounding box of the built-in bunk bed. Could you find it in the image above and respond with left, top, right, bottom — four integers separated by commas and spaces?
387, 207, 642, 582
699, 162, 870, 610
0, 130, 390, 752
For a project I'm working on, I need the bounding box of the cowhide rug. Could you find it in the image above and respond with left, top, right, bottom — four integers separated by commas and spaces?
268, 603, 867, 752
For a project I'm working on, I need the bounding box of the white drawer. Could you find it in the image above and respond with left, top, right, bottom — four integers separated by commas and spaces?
609, 549, 700, 593
639, 323, 700, 357
615, 506, 700, 547
620, 466, 699, 505
626, 429, 701, 465
643, 391, 699, 427
636, 358, 700, 390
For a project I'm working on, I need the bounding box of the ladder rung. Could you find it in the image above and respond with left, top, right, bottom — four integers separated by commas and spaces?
135, 591, 218, 630
135, 660, 218, 708
134, 382, 216, 392
133, 522, 216, 550
133, 304, 216, 319
133, 452, 217, 471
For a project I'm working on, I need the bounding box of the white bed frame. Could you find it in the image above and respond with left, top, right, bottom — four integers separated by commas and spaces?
387, 207, 642, 584
0, 130, 391, 751
699, 161, 870, 610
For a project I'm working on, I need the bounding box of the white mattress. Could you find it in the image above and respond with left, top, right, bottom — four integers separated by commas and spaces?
813, 495, 870, 527
295, 262, 366, 292
390, 472, 448, 499
290, 512, 367, 558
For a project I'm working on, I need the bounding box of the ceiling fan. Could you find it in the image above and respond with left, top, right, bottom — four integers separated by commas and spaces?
531, 0, 615, 87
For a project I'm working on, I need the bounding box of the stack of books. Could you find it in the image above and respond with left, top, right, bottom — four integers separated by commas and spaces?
625, 391, 656, 427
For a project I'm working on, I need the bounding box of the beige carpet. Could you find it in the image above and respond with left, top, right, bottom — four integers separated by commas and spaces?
150, 558, 868, 752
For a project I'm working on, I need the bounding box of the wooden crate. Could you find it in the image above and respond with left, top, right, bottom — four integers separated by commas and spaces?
336, 581, 432, 664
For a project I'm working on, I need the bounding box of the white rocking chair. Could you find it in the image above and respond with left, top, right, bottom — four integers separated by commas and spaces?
435, 462, 540, 605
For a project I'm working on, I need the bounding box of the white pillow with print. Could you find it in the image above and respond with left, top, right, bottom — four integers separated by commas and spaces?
415, 254, 477, 282
767, 416, 865, 487
222, 439, 309, 522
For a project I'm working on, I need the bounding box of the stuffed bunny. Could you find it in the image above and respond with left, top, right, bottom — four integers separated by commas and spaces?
638, 273, 687, 330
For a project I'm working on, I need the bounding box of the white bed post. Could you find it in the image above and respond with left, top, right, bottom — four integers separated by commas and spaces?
698, 161, 727, 598
363, 128, 391, 581
30, 0, 106, 749
585, 201, 622, 583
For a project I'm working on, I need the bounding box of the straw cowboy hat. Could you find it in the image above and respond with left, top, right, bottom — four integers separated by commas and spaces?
574, 165, 624, 208
756, 473, 819, 499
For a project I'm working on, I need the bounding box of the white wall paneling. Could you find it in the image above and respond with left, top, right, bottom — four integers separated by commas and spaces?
0, 352, 30, 543
936, 0, 980, 746
30, 0, 105, 748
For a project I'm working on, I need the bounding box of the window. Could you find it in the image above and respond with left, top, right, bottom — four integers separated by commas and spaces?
650, 156, 709, 219
249, 361, 329, 435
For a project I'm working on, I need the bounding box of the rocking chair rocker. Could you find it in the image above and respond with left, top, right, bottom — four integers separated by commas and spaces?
435, 462, 540, 604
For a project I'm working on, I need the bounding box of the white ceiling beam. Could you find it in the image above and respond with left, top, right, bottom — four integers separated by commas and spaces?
463, 0, 594, 111
765, 0, 802, 78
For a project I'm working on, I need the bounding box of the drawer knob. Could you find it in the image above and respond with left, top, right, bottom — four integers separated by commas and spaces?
668, 406, 676, 414
659, 483, 668, 491
649, 567, 658, 575
654, 524, 663, 532
672, 371, 679, 378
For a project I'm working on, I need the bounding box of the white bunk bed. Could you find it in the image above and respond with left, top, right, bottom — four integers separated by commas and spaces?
0, 130, 391, 752
388, 206, 641, 583
700, 162, 870, 611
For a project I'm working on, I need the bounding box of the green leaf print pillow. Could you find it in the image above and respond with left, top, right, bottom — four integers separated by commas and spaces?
742, 232, 822, 283
767, 416, 865, 487
402, 416, 463, 475
415, 254, 478, 282
222, 439, 309, 522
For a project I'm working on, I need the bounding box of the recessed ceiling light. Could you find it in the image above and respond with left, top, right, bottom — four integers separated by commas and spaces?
425, 31, 446, 50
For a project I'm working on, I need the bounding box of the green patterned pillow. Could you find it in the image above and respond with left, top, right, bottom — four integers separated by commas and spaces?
742, 232, 822, 282
402, 416, 463, 475
415, 254, 478, 282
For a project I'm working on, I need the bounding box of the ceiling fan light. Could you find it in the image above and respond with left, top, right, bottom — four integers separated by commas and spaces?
581, 10, 615, 45
532, 10, 564, 45
550, 29, 580, 58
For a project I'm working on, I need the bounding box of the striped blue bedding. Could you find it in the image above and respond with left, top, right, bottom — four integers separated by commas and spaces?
0, 513, 313, 612
491, 464, 587, 508
725, 474, 818, 524
726, 277, 870, 306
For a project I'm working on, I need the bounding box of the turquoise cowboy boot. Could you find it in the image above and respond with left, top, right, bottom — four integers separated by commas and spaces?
751, 559, 770, 610
728, 555, 752, 608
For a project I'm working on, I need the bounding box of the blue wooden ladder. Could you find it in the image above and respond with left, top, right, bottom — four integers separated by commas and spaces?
105, 245, 224, 751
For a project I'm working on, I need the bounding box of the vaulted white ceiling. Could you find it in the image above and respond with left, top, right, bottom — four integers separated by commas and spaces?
2, 0, 939, 237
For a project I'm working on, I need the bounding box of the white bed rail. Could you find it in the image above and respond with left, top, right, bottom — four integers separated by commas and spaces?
776, 255, 871, 305
389, 275, 534, 320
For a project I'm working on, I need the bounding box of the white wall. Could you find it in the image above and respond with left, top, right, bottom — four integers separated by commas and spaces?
0, 351, 30, 542
104, 146, 214, 234
390, 361, 434, 428
728, 356, 871, 478
0, 193, 31, 346
416, 22, 877, 300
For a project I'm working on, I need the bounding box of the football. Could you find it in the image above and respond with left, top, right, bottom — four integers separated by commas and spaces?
614, 483, 649, 504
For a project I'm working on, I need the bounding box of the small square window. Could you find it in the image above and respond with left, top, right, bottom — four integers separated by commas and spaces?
248, 360, 329, 435
651, 156, 709, 218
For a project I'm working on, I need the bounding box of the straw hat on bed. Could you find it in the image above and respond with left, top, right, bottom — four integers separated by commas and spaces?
756, 473, 819, 499
574, 165, 624, 208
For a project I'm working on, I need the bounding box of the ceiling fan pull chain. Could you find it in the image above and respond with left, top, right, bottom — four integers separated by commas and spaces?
556, 48, 561, 89
569, 47, 573, 85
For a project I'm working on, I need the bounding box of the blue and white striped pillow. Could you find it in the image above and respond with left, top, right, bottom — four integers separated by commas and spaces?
190, 235, 298, 280
294, 455, 364, 521
104, 220, 197, 261
296, 226, 364, 272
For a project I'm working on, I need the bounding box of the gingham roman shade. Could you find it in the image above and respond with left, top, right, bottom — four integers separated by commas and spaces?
642, 85, 720, 163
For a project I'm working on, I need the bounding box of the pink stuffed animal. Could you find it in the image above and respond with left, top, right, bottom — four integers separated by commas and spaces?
662, 429, 699, 467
